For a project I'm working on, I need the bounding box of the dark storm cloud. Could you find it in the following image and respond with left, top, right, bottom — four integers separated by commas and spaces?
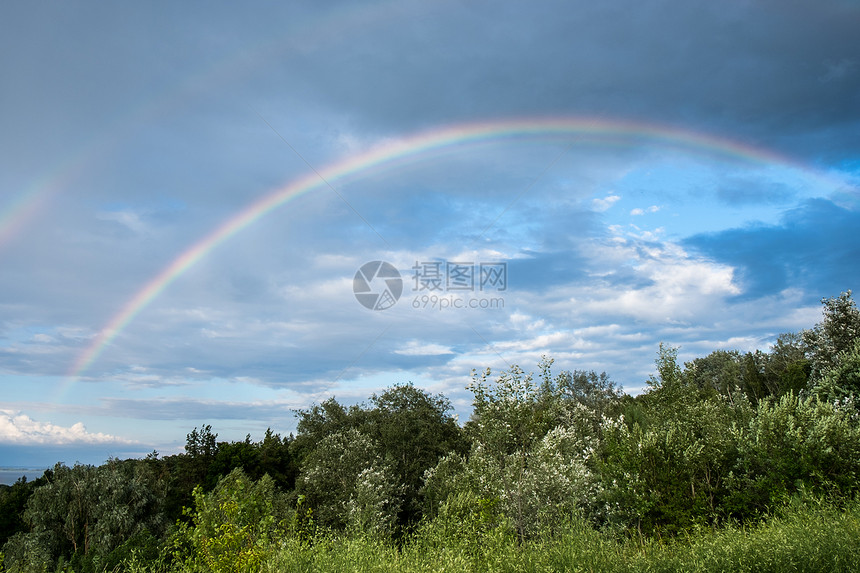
270, 0, 860, 160
684, 198, 860, 300
4, 1, 858, 177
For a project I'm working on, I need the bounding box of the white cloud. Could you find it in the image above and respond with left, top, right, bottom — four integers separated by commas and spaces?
591, 194, 621, 212
631, 205, 660, 216
582, 242, 740, 322
0, 410, 135, 445
96, 210, 149, 234
394, 340, 454, 356
509, 312, 546, 332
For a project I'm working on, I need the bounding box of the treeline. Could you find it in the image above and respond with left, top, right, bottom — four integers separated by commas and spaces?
1, 292, 860, 572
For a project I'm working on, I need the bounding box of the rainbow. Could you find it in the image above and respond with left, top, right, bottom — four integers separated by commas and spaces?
65, 116, 816, 382
0, 151, 100, 250
0, 190, 46, 250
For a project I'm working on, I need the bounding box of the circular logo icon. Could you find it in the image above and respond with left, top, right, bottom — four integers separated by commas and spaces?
353, 261, 403, 310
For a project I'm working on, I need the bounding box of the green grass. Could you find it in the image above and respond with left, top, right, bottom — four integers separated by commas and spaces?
120, 497, 860, 573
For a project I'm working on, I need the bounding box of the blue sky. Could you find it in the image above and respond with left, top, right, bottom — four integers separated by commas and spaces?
1, 0, 859, 469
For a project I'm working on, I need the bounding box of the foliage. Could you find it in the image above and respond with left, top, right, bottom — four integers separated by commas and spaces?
810, 338, 860, 407
365, 384, 468, 526
170, 468, 287, 573
684, 349, 772, 404
121, 495, 860, 572
297, 428, 401, 535
804, 290, 860, 382
184, 425, 218, 459
291, 399, 364, 465
554, 369, 625, 428
153, 426, 296, 523
2, 459, 165, 572
445, 358, 606, 542
763, 332, 811, 396
729, 391, 860, 512
0, 472, 49, 551
292, 384, 466, 533
411, 490, 517, 562
598, 374, 749, 535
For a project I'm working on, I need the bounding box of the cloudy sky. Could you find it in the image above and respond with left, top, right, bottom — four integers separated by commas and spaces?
1, 0, 858, 469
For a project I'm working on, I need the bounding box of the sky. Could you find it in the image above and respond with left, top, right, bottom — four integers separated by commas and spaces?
1, 0, 859, 469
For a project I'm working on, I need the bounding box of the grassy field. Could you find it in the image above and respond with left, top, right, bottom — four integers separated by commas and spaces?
121, 496, 860, 573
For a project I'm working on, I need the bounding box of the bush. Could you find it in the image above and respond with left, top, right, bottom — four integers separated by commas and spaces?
171, 468, 288, 573
729, 392, 860, 513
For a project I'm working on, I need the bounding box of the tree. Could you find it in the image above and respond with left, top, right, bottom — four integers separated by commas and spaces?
804, 291, 860, 382
185, 424, 218, 458
762, 332, 810, 397
208, 435, 261, 485
684, 349, 770, 404
599, 385, 748, 535
2, 460, 165, 571
256, 428, 298, 491
291, 398, 365, 465
296, 428, 400, 534
0, 472, 49, 551
455, 358, 601, 542
651, 343, 684, 388
811, 338, 860, 407
554, 369, 624, 425
365, 383, 467, 527
596, 345, 755, 535
292, 386, 467, 533
172, 469, 288, 573
731, 392, 860, 512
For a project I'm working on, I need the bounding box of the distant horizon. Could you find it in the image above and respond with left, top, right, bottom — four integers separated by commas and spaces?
0, 468, 49, 487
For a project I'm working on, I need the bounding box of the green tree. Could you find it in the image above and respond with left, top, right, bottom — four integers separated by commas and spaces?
256, 428, 298, 491
554, 369, 624, 427
292, 386, 467, 534
684, 349, 771, 404
291, 398, 366, 466
0, 472, 49, 551
297, 428, 400, 533
185, 424, 219, 490
731, 392, 860, 512
597, 346, 752, 535
453, 358, 601, 542
364, 383, 467, 527
2, 460, 165, 572
763, 332, 810, 397
172, 468, 287, 573
804, 291, 860, 382
208, 435, 262, 484
810, 338, 860, 408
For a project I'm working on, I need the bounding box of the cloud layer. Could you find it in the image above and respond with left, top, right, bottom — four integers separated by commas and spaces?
0, 410, 133, 446
0, 1, 857, 461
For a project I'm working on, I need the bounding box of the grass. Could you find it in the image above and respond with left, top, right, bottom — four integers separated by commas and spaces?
120, 496, 860, 573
